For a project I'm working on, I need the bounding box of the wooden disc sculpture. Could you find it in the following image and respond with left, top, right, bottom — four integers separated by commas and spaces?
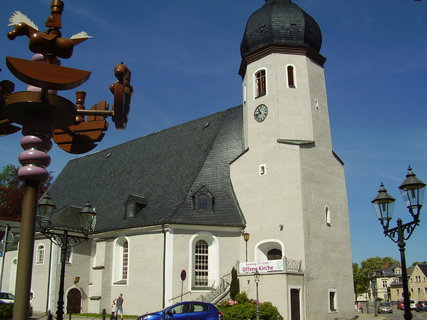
0, 0, 133, 185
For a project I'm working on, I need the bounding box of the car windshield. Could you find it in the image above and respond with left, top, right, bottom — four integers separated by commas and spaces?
380, 302, 390, 306
0, 293, 14, 299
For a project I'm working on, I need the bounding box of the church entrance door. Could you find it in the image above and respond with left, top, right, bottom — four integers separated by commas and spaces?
67, 288, 82, 313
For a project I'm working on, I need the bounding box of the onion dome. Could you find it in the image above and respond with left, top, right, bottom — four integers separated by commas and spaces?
241, 0, 322, 57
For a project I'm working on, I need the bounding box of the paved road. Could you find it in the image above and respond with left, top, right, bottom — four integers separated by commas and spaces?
370, 309, 427, 320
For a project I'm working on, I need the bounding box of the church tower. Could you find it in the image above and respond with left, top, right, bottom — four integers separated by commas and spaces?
230, 0, 355, 319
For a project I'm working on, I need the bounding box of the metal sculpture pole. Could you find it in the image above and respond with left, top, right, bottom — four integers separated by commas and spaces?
1, 1, 133, 319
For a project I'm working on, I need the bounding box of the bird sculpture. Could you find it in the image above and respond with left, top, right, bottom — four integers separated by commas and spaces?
7, 7, 92, 60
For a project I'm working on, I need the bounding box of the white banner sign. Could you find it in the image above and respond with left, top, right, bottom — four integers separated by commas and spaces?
239, 260, 284, 274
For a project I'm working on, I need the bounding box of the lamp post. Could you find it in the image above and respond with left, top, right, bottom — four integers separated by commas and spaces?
243, 232, 250, 262
254, 271, 260, 320
368, 271, 380, 317
37, 193, 96, 320
371, 167, 425, 320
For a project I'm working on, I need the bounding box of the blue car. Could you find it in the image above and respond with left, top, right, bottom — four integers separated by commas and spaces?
137, 301, 224, 320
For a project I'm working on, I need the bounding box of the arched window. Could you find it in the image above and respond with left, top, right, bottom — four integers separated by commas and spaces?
325, 206, 331, 226
267, 248, 282, 260
255, 240, 284, 262
9, 258, 17, 293
194, 240, 209, 287
190, 234, 219, 290
122, 240, 129, 281
113, 238, 129, 284
35, 244, 45, 265
255, 69, 266, 98
286, 65, 296, 88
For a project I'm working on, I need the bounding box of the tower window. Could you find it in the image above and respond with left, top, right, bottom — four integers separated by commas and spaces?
328, 289, 337, 312
259, 164, 267, 176
267, 248, 282, 260
287, 65, 296, 88
255, 69, 266, 98
325, 206, 331, 227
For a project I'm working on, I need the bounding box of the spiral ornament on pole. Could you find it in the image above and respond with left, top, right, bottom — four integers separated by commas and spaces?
18, 118, 53, 182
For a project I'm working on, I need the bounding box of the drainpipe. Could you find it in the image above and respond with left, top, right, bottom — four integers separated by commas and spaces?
46, 241, 53, 312
162, 224, 166, 309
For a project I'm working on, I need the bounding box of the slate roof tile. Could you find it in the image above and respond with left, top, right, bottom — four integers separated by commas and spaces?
47, 106, 245, 233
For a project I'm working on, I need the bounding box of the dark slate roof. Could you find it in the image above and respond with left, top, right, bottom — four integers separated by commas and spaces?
417, 264, 427, 277
47, 106, 245, 233
241, 0, 322, 56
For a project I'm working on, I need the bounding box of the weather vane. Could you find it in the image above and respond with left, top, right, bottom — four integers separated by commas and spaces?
0, 2, 133, 319
1, 0, 133, 155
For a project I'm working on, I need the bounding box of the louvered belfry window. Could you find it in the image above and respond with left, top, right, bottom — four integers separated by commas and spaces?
194, 240, 209, 287
255, 70, 266, 97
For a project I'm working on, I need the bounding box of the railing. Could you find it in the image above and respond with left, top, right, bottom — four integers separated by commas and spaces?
197, 272, 231, 303
285, 258, 303, 273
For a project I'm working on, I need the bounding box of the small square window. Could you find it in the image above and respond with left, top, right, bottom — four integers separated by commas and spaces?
259, 164, 266, 176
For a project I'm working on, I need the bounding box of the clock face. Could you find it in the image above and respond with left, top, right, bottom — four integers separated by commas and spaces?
254, 104, 268, 122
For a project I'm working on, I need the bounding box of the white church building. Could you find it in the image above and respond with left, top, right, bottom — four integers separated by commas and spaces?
1, 0, 355, 319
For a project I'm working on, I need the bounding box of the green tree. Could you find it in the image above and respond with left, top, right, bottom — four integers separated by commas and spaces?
0, 164, 52, 221
230, 266, 240, 300
353, 263, 366, 297
0, 164, 23, 221
354, 257, 399, 295
412, 261, 427, 266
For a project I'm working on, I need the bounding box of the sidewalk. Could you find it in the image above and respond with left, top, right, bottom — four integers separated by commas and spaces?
30, 312, 106, 320
31, 312, 387, 320
354, 313, 387, 320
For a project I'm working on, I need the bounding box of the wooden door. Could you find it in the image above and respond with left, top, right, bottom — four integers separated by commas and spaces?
67, 288, 82, 314
290, 288, 300, 320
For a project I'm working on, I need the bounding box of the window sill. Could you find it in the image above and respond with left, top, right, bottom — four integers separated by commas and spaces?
191, 286, 213, 291
92, 266, 105, 270
113, 280, 128, 286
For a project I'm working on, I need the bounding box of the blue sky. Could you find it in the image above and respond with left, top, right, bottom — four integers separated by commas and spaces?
1, 0, 426, 265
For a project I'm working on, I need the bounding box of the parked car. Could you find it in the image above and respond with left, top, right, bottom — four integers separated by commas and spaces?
377, 302, 393, 314
137, 301, 224, 320
416, 301, 427, 311
397, 300, 417, 310
0, 292, 14, 304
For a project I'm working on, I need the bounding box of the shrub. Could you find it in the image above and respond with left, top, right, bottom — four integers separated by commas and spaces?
218, 292, 283, 320
0, 303, 14, 319
0, 303, 32, 319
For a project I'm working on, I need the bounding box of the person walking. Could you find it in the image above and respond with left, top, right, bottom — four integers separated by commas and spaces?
113, 293, 124, 320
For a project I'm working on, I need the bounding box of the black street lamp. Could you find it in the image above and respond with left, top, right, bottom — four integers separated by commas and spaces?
37, 193, 96, 320
243, 232, 250, 262
371, 167, 425, 320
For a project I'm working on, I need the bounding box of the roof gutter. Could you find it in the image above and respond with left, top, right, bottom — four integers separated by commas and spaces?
162, 223, 166, 309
